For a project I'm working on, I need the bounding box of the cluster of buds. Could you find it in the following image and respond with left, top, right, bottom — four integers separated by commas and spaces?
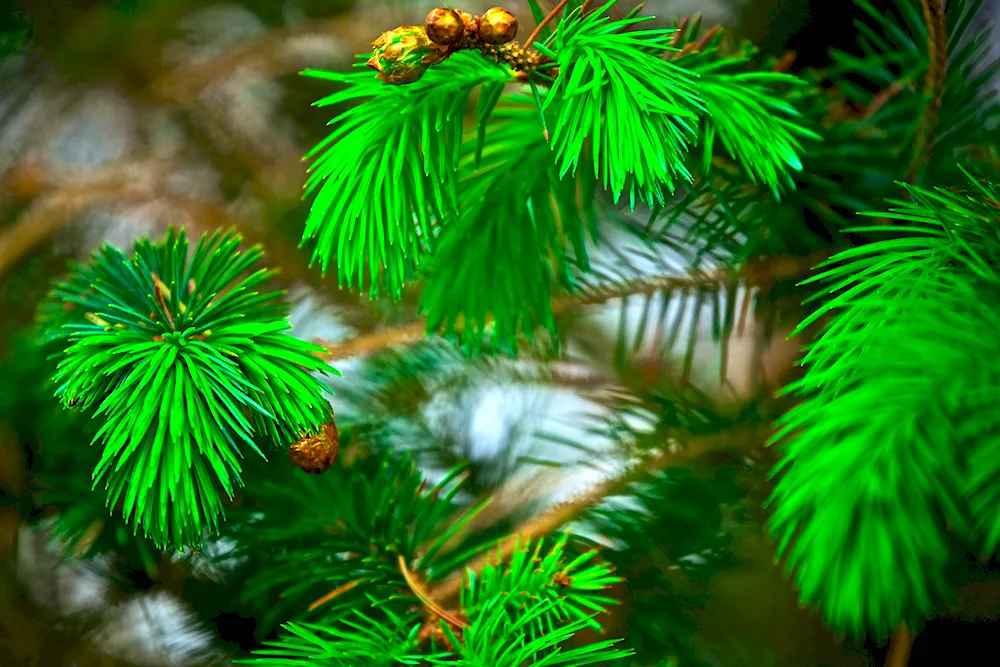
367, 6, 529, 85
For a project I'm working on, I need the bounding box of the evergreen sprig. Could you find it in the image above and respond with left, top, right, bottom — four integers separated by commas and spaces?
303, 0, 819, 354
430, 597, 632, 667
542, 1, 704, 209
43, 229, 337, 549
419, 97, 597, 352
301, 54, 513, 300
462, 536, 620, 637
225, 453, 491, 632
244, 604, 432, 667
767, 168, 1000, 636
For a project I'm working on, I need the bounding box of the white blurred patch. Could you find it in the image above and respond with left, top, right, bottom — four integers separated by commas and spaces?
44, 87, 137, 168
93, 591, 222, 667
17, 523, 111, 615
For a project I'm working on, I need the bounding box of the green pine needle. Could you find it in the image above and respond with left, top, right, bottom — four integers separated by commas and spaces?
462, 536, 620, 641
694, 70, 821, 197
243, 605, 432, 667
44, 228, 338, 550
546, 1, 704, 209
226, 454, 491, 632
767, 169, 1000, 636
301, 54, 514, 300
419, 97, 597, 354
429, 596, 632, 667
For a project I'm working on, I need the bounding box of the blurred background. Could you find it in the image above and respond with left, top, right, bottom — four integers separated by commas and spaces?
2, 1, 999, 666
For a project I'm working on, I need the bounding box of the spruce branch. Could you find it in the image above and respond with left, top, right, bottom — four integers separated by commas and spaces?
300, 55, 513, 299
315, 251, 831, 361
42, 228, 338, 549
768, 167, 1000, 636
905, 0, 949, 183
429, 426, 767, 604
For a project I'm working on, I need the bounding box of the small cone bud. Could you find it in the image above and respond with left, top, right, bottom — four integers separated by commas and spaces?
367, 25, 449, 85
288, 416, 340, 474
478, 7, 517, 45
425, 7, 465, 46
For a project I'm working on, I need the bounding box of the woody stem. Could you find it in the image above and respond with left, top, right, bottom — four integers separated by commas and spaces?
522, 0, 572, 50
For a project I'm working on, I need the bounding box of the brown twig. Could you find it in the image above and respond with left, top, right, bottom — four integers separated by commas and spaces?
0, 159, 175, 280
905, 0, 949, 183
308, 579, 362, 611
670, 16, 691, 48
398, 555, 469, 629
863, 75, 915, 121
886, 623, 915, 667
428, 426, 769, 604
315, 251, 833, 362
315, 320, 427, 360
669, 24, 723, 60
772, 50, 797, 74
522, 0, 572, 51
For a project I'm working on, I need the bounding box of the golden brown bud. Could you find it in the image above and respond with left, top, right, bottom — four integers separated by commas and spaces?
478, 7, 517, 45
367, 26, 449, 85
288, 416, 340, 474
425, 7, 465, 46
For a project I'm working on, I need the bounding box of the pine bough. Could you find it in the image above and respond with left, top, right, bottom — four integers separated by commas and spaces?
33, 0, 1000, 663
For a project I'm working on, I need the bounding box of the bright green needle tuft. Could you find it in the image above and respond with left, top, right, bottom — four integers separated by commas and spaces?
44, 228, 339, 550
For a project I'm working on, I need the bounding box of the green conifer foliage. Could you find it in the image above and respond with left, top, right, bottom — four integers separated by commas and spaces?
43, 229, 338, 549
11, 0, 1000, 663
301, 0, 818, 352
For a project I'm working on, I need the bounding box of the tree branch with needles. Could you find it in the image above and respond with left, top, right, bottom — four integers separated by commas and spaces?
314, 250, 832, 361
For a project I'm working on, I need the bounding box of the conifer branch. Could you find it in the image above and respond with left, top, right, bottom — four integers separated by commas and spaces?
906, 0, 949, 183
315, 251, 831, 361
0, 159, 175, 280
429, 426, 768, 604
522, 0, 572, 52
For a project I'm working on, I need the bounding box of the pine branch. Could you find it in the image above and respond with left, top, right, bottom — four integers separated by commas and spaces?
768, 168, 1000, 636
315, 251, 832, 361
0, 158, 176, 280
43, 229, 338, 549
905, 0, 949, 183
428, 425, 768, 604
